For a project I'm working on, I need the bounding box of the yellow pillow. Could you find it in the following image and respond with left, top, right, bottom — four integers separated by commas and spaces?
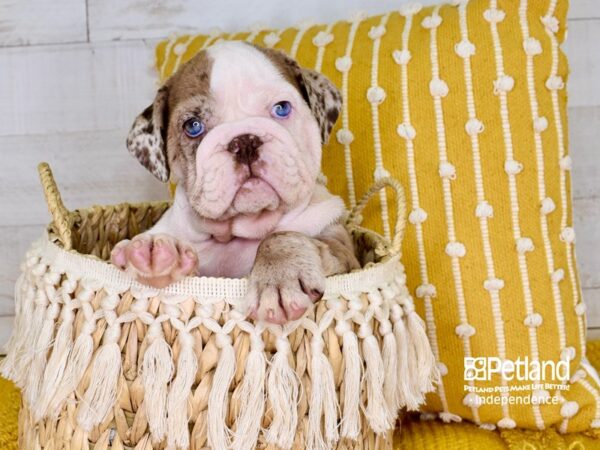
155, 0, 600, 433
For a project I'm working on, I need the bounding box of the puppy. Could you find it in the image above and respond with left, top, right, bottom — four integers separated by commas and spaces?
111, 41, 359, 324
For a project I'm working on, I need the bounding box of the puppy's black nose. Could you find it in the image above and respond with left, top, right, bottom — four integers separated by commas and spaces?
227, 134, 262, 165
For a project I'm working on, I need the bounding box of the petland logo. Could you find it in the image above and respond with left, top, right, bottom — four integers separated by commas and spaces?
464, 357, 570, 382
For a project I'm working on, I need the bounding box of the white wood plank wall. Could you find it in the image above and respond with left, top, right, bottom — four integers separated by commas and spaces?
0, 0, 598, 347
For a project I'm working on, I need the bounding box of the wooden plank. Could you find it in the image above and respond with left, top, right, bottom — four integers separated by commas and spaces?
574, 197, 600, 290
570, 106, 600, 200
569, 1, 599, 20
0, 40, 157, 136
564, 19, 600, 108
87, 0, 441, 42
0, 129, 169, 227
0, 0, 87, 47
0, 225, 44, 317
584, 288, 600, 329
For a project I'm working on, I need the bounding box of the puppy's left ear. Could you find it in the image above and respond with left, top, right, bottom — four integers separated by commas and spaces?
126, 87, 170, 182
295, 68, 342, 144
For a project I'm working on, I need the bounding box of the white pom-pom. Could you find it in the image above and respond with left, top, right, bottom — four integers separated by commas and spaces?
523, 37, 542, 56
455, 40, 476, 58
455, 323, 476, 338
399, 3, 423, 16
409, 208, 428, 224
397, 123, 416, 140
421, 15, 442, 29
532, 389, 550, 401
430, 78, 449, 97
524, 313, 543, 327
546, 75, 565, 91
497, 418, 517, 429
540, 197, 556, 214
367, 86, 386, 104
446, 242, 466, 258
542, 15, 560, 33
373, 167, 391, 181
484, 8, 505, 23
484, 278, 504, 291
560, 227, 576, 243
561, 401, 579, 419
312, 31, 333, 47
263, 32, 280, 47
349, 11, 367, 22
551, 268, 565, 283
534, 116, 549, 132
575, 303, 587, 316
494, 75, 515, 94
173, 42, 188, 56
559, 155, 572, 171
437, 362, 448, 376
368, 25, 386, 40
476, 201, 494, 218
561, 346, 576, 362
416, 283, 436, 298
335, 56, 352, 72
440, 412, 462, 423
480, 423, 497, 431
516, 237, 534, 254
504, 159, 523, 175
463, 393, 482, 408
466, 118, 484, 135
392, 49, 412, 65
336, 129, 354, 145
439, 162, 456, 179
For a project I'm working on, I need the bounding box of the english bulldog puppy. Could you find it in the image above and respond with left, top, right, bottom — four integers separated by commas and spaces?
111, 41, 359, 324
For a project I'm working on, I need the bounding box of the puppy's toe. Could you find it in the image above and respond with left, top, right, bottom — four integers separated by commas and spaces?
280, 285, 311, 321
126, 236, 153, 273
151, 236, 178, 275
256, 286, 287, 325
110, 240, 130, 268
174, 244, 198, 277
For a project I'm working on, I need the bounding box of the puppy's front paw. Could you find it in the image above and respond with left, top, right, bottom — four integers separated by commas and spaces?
245, 232, 325, 325
111, 233, 198, 288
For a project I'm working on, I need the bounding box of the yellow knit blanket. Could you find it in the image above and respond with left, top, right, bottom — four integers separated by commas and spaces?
2, 342, 600, 449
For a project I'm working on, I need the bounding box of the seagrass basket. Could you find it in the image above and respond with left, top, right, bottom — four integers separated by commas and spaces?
1, 163, 438, 450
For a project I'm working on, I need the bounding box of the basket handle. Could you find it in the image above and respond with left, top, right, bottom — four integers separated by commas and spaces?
346, 177, 407, 256
38, 163, 73, 250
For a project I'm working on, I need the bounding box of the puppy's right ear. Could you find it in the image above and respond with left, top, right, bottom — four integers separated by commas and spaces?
126, 87, 170, 182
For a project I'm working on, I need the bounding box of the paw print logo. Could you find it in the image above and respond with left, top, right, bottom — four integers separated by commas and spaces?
464, 357, 487, 381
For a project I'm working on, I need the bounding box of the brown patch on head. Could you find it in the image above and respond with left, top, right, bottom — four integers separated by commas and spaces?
253, 45, 342, 144
126, 50, 214, 183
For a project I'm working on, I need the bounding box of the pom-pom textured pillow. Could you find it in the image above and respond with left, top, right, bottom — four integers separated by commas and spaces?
156, 0, 600, 433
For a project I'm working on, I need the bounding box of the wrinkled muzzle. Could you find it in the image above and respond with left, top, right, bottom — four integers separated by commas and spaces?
187, 117, 320, 220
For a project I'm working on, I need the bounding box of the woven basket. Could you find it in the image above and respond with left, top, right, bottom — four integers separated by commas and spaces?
1, 163, 438, 450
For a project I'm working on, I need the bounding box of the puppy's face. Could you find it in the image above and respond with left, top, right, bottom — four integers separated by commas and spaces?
127, 41, 341, 221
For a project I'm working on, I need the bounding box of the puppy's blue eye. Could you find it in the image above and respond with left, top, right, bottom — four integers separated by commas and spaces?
271, 101, 292, 119
183, 118, 205, 138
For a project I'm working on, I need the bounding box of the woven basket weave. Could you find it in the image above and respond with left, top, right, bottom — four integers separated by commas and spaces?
1, 163, 438, 450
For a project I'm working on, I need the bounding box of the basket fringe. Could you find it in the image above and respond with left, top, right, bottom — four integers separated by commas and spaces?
142, 321, 174, 443
207, 333, 236, 450
36, 303, 75, 420
231, 332, 266, 450
381, 321, 400, 415
25, 291, 61, 408
0, 273, 28, 381
338, 324, 362, 440
405, 304, 439, 395
391, 304, 420, 410
307, 335, 339, 450
360, 325, 393, 434
76, 323, 122, 431
166, 330, 197, 450
48, 324, 94, 417
264, 336, 299, 450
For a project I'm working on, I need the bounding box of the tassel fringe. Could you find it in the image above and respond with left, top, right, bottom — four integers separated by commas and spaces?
338, 324, 362, 440
264, 337, 299, 450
